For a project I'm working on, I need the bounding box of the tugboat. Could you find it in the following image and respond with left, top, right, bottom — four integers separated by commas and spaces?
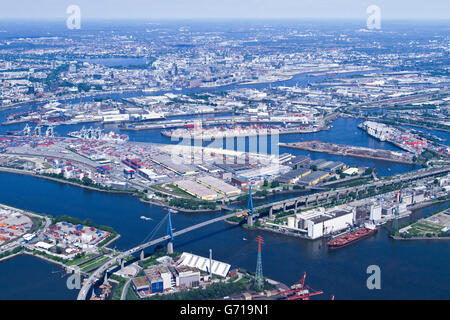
328, 223, 377, 250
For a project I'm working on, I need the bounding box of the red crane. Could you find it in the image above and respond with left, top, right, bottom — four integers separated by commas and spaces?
279, 272, 324, 300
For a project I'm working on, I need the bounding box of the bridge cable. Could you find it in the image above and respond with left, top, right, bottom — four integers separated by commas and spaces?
139, 214, 168, 245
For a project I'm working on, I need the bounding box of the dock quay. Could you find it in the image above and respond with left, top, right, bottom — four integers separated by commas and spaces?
278, 141, 415, 164
121, 116, 322, 131
161, 126, 322, 140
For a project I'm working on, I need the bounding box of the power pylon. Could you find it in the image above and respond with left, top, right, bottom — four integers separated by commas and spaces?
255, 235, 264, 289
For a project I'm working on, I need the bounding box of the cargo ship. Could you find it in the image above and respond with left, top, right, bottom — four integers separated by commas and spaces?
68, 126, 128, 143
328, 223, 377, 250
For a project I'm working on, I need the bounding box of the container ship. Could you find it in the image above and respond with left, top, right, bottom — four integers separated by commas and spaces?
68, 126, 128, 143
328, 223, 377, 250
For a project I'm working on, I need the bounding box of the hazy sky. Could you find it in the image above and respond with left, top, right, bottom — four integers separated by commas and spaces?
0, 0, 449, 20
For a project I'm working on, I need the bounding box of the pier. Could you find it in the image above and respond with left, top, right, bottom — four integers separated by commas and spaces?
279, 141, 415, 164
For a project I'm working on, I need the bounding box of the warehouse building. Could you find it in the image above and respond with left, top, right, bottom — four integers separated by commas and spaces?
177, 252, 231, 278
175, 180, 219, 200
231, 176, 249, 188
321, 161, 346, 172
287, 155, 311, 169
297, 170, 329, 185
150, 154, 197, 175
310, 159, 327, 168
287, 207, 354, 239
277, 168, 312, 184
196, 175, 241, 196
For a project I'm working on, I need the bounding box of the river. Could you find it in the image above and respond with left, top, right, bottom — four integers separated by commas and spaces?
0, 172, 448, 299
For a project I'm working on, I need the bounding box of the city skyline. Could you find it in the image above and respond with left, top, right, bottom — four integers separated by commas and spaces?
0, 0, 449, 21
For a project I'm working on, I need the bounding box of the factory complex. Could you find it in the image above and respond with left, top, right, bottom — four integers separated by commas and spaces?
131, 252, 234, 299
33, 222, 111, 259
263, 174, 450, 240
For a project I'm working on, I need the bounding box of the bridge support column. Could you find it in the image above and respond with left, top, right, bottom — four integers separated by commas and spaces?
140, 250, 145, 261
283, 203, 287, 212
167, 241, 173, 254
268, 207, 273, 219
104, 272, 108, 284
247, 215, 254, 227
294, 200, 299, 212
120, 259, 125, 270
316, 195, 319, 205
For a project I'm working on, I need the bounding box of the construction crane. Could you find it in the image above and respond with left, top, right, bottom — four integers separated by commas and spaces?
278, 272, 323, 300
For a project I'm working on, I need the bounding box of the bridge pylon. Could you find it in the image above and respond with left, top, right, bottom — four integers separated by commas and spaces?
167, 209, 174, 254
247, 185, 254, 227
104, 270, 108, 284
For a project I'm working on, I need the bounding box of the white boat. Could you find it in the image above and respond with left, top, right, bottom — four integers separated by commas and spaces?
140, 216, 153, 221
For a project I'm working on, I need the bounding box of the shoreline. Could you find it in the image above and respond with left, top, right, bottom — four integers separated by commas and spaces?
278, 142, 415, 164
391, 236, 450, 241
0, 167, 223, 214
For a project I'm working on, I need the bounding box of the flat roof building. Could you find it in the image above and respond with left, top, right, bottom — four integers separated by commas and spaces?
196, 175, 241, 196
151, 154, 197, 175
298, 170, 329, 185
177, 252, 231, 278
277, 168, 312, 184
175, 180, 218, 200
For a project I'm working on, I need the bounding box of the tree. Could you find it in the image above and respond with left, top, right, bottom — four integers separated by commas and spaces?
270, 181, 280, 188
81, 176, 93, 186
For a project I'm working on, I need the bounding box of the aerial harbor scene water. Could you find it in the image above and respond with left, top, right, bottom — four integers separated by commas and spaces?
0, 1, 448, 303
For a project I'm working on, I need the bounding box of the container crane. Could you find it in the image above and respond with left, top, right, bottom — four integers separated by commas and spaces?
278, 272, 324, 300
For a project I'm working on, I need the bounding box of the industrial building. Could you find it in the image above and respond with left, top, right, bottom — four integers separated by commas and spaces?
297, 170, 329, 185
369, 204, 382, 221
343, 167, 359, 175
144, 266, 171, 294
196, 175, 241, 196
175, 180, 219, 200
177, 252, 231, 278
231, 176, 249, 188
172, 266, 201, 289
150, 154, 198, 175
287, 207, 354, 239
131, 277, 150, 294
286, 155, 311, 169
277, 168, 312, 184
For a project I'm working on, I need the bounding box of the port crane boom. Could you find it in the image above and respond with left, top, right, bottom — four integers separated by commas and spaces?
279, 272, 324, 300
